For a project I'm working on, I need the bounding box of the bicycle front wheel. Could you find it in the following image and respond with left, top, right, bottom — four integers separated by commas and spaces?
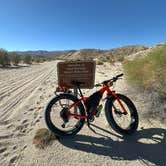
45, 93, 85, 138
105, 93, 139, 135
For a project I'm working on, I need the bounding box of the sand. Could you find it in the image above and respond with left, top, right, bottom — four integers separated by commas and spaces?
0, 61, 165, 166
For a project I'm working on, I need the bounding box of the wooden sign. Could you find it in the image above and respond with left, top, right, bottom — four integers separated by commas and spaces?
57, 61, 96, 89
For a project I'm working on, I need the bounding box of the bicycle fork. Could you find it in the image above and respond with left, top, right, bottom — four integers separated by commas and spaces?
108, 92, 128, 115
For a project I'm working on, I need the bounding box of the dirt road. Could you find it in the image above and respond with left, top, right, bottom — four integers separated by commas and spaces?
0, 61, 165, 166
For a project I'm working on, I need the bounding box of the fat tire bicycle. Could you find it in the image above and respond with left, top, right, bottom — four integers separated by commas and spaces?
45, 73, 139, 138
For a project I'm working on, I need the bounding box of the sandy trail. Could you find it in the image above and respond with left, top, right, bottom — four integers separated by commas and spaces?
0, 61, 165, 166
0, 63, 55, 122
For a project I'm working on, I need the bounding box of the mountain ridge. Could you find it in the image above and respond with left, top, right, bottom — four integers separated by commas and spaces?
13, 45, 149, 60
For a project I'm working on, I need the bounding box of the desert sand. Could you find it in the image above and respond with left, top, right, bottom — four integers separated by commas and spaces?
0, 61, 165, 166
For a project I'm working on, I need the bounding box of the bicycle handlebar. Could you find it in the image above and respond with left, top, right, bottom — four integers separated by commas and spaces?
95, 73, 124, 87
116, 73, 124, 78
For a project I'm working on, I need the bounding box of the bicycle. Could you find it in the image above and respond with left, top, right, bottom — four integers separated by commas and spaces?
45, 73, 139, 138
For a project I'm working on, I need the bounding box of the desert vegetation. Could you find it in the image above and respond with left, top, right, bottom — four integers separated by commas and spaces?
0, 49, 11, 66
33, 128, 57, 149
0, 48, 51, 67
23, 55, 32, 64
0, 46, 148, 66
0, 49, 33, 66
10, 52, 21, 66
124, 44, 166, 120
32, 56, 48, 63
0, 44, 166, 166
124, 44, 166, 93
96, 60, 104, 65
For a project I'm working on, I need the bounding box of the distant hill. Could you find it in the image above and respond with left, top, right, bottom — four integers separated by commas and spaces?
14, 45, 149, 60
61, 46, 149, 60
15, 50, 76, 58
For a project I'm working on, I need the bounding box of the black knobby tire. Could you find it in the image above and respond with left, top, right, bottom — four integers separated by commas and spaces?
105, 93, 139, 135
45, 93, 85, 138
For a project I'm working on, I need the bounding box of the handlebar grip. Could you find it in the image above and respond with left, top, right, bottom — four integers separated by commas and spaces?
116, 73, 124, 78
99, 73, 124, 85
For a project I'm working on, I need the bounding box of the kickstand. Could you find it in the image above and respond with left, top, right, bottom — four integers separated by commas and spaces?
86, 119, 111, 138
87, 119, 97, 134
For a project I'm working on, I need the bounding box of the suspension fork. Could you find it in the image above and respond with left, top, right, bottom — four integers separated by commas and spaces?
110, 92, 128, 115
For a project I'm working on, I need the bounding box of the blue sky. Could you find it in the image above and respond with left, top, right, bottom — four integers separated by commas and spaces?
0, 0, 166, 51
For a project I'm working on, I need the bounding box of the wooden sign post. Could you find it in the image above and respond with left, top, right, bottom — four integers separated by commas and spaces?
57, 61, 96, 89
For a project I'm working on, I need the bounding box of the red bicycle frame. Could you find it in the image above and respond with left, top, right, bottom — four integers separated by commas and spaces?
67, 83, 128, 119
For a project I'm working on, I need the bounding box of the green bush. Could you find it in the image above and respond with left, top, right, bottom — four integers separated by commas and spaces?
0, 49, 11, 66
10, 52, 21, 66
33, 58, 47, 63
23, 55, 32, 64
124, 44, 166, 94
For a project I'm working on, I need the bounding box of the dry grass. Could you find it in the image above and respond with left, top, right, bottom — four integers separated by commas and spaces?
124, 44, 166, 92
108, 59, 115, 64
124, 44, 166, 121
96, 60, 104, 65
33, 128, 58, 149
116, 56, 124, 62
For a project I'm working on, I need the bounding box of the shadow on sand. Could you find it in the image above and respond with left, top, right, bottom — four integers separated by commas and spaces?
59, 124, 166, 166
0, 65, 30, 70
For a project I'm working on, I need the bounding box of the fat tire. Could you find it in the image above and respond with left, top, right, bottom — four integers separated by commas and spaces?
45, 93, 85, 138
105, 93, 139, 135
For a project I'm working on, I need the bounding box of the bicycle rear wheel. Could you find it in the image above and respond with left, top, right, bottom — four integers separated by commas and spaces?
45, 93, 85, 138
105, 93, 139, 135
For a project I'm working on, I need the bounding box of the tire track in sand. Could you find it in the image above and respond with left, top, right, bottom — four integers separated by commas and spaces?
0, 63, 56, 122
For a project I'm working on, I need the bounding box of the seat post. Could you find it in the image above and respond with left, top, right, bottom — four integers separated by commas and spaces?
77, 86, 84, 97
71, 80, 84, 97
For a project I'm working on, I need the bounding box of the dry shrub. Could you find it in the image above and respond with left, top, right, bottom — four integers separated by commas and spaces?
11, 53, 21, 66
0, 49, 11, 66
124, 44, 166, 122
108, 59, 114, 64
96, 60, 104, 65
122, 59, 129, 64
99, 58, 107, 62
116, 56, 124, 62
83, 56, 94, 60
33, 128, 58, 149
23, 55, 32, 64
124, 44, 166, 92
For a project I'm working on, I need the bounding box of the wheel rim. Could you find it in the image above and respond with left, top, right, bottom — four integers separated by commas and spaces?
112, 99, 135, 130
49, 98, 82, 132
